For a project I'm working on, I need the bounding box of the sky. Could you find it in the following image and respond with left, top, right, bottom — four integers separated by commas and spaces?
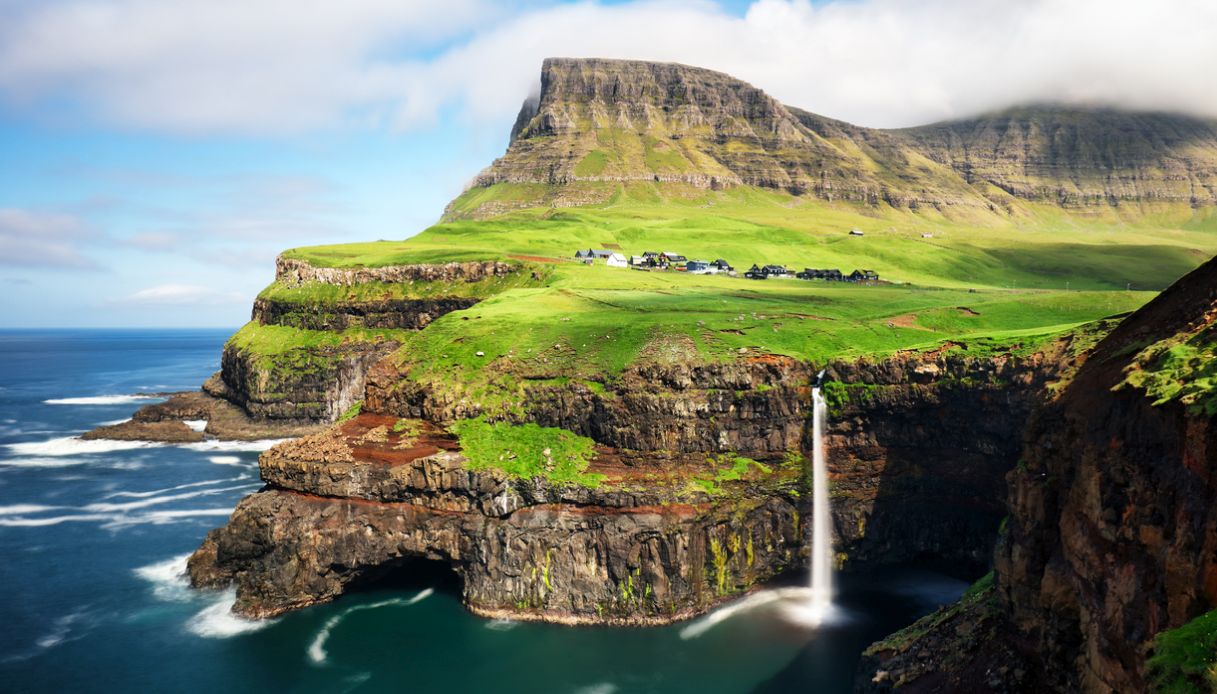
2, 0, 1216, 328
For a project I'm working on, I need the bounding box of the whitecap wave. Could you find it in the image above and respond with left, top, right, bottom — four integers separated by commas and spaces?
0, 504, 62, 515
134, 554, 192, 602
485, 618, 519, 632
186, 590, 274, 638
5, 436, 161, 457
184, 439, 287, 453
44, 395, 160, 406
184, 420, 208, 432
0, 513, 114, 527
207, 455, 244, 466
34, 609, 92, 651
0, 457, 90, 468
98, 418, 131, 426
308, 589, 434, 664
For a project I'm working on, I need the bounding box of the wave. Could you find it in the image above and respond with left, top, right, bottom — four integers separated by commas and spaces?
485, 618, 519, 631
184, 439, 287, 453
98, 418, 131, 426
184, 420, 208, 432
207, 455, 244, 466
5, 436, 161, 457
84, 484, 254, 513
574, 685, 619, 694
0, 513, 114, 527
186, 590, 274, 638
135, 554, 193, 602
44, 395, 160, 406
0, 504, 62, 515
308, 588, 434, 664
105, 478, 238, 499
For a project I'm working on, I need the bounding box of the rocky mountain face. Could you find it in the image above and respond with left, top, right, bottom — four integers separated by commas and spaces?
454, 58, 1217, 218
856, 256, 1217, 692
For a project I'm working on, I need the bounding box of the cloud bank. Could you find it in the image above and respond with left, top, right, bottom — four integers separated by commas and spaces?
2, 0, 1215, 133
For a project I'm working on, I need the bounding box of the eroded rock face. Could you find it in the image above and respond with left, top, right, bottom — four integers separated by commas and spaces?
368, 349, 1069, 572
252, 296, 481, 331
189, 415, 801, 624
216, 340, 396, 423
274, 257, 514, 287
856, 257, 1217, 693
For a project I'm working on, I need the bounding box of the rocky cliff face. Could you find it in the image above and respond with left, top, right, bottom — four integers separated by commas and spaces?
454, 58, 1217, 218
189, 414, 802, 624
190, 339, 1079, 625
211, 259, 521, 425
856, 258, 1217, 692
901, 107, 1217, 207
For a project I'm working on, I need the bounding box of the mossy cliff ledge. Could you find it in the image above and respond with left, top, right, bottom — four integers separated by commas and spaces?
211, 258, 525, 425
856, 256, 1217, 693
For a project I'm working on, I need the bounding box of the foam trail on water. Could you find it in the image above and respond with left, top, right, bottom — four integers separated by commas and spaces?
679, 587, 810, 639
44, 395, 159, 406
84, 484, 253, 512
0, 504, 62, 515
105, 478, 236, 499
0, 514, 114, 527
308, 588, 434, 664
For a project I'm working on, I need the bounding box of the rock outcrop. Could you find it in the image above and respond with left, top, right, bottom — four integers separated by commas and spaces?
856, 257, 1217, 692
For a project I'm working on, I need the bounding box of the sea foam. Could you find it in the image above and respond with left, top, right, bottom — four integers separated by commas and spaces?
308, 589, 434, 664
44, 395, 159, 406
186, 590, 274, 638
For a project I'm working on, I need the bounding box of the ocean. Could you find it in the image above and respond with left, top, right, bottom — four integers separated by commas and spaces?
0, 329, 966, 693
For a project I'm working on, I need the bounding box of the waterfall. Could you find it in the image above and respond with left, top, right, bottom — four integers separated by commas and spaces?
808, 386, 834, 623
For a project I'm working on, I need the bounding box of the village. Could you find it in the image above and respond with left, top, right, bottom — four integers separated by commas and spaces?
573, 248, 881, 283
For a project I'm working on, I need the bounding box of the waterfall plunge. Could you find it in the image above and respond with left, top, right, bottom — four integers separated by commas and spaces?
807, 386, 834, 624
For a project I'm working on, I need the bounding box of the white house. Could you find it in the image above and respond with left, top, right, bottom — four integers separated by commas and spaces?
606, 252, 628, 268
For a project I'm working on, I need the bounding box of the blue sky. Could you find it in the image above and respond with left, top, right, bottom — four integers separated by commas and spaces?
1, 0, 1214, 327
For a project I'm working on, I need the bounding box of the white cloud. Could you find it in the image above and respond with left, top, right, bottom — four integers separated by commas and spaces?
1, 0, 1216, 133
0, 208, 100, 269
117, 284, 245, 305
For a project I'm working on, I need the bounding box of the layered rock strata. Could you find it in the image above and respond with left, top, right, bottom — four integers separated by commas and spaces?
856, 257, 1217, 692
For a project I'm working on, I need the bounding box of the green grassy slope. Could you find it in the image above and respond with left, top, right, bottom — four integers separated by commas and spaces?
287, 184, 1217, 292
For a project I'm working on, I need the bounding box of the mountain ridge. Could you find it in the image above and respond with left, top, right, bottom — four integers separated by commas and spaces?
455, 57, 1217, 219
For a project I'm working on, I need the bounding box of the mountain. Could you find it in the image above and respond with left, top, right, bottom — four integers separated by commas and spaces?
454, 58, 1217, 218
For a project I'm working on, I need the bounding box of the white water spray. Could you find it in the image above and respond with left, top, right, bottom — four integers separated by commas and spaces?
807, 386, 834, 624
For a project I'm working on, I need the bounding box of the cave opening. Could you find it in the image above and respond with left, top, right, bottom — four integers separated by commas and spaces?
346, 555, 464, 599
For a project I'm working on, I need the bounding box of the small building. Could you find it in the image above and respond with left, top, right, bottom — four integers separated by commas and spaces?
661, 252, 688, 265
574, 249, 594, 260
629, 255, 646, 267
849, 229, 865, 237
605, 252, 628, 268
744, 264, 768, 280
848, 269, 880, 282
686, 260, 715, 274
711, 259, 734, 272
762, 264, 790, 278
921, 232, 934, 239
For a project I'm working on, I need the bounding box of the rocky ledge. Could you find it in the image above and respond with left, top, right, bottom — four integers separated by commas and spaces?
188, 413, 802, 624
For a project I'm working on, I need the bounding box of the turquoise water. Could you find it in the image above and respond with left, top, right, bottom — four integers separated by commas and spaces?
0, 330, 967, 693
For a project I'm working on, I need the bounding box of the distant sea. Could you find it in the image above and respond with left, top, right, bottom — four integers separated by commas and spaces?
0, 329, 966, 693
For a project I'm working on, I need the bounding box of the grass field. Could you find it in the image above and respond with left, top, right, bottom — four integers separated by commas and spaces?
286, 184, 1217, 292
258, 183, 1216, 410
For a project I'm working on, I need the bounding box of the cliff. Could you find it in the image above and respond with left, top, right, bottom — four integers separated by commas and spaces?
452, 58, 1217, 218
856, 256, 1217, 692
